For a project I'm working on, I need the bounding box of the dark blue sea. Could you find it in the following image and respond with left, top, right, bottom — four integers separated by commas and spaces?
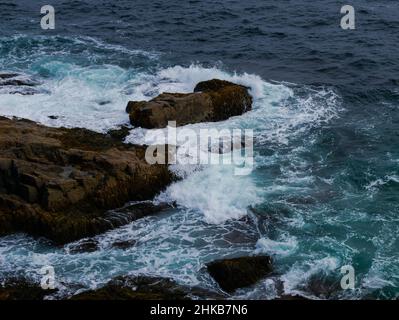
0, 0, 398, 299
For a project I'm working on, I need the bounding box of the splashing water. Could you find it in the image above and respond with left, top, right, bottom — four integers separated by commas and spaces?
0, 35, 397, 300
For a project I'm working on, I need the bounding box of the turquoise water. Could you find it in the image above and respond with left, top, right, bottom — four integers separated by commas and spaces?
0, 32, 398, 299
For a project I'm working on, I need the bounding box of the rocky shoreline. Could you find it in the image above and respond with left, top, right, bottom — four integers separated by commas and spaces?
126, 79, 252, 128
0, 78, 304, 300
0, 117, 173, 243
0, 78, 253, 244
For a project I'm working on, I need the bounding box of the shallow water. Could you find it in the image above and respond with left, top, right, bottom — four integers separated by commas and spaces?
0, 1, 398, 299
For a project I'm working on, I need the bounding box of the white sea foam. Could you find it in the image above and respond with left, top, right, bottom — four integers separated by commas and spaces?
281, 256, 340, 298
255, 235, 298, 257
366, 174, 399, 192
158, 163, 262, 224
0, 64, 132, 132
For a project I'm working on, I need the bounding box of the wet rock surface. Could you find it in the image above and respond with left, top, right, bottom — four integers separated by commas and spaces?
301, 275, 342, 299
71, 275, 225, 300
0, 117, 174, 244
111, 239, 137, 249
66, 238, 99, 254
206, 256, 273, 293
0, 278, 57, 300
126, 79, 252, 128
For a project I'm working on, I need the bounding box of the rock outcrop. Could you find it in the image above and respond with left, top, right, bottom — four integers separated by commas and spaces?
71, 276, 225, 300
126, 79, 252, 128
0, 117, 173, 243
206, 256, 273, 293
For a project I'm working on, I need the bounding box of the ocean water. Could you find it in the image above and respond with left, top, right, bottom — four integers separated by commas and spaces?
0, 0, 398, 299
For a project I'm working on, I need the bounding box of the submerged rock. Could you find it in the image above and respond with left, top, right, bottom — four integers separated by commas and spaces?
0, 117, 174, 244
71, 276, 225, 300
206, 256, 273, 293
0, 72, 44, 95
111, 239, 137, 249
0, 72, 38, 87
67, 238, 99, 254
126, 79, 252, 128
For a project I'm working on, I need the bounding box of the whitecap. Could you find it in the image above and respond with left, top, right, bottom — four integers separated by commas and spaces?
255, 236, 298, 257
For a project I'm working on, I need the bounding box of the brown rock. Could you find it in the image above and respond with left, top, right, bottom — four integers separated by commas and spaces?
126, 79, 252, 128
0, 117, 174, 244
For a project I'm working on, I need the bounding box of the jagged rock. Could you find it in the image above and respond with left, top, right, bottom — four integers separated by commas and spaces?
0, 117, 174, 244
206, 256, 273, 293
126, 79, 252, 128
65, 202, 173, 252
71, 276, 225, 300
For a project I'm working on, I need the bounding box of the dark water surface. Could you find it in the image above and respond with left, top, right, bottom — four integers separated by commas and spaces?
2, 0, 399, 87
